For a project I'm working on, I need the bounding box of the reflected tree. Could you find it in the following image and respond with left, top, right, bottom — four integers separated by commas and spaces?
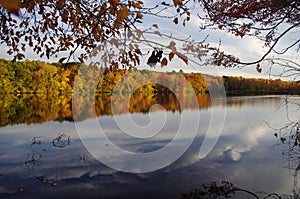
271, 97, 300, 164
79, 153, 89, 162
52, 133, 71, 148
268, 96, 300, 198
36, 176, 57, 186
24, 149, 43, 170
180, 181, 282, 199
25, 136, 46, 170
25, 134, 71, 171
31, 137, 42, 146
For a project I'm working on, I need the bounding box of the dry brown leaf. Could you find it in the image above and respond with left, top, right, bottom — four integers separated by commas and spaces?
0, 0, 20, 15
152, 24, 159, 29
132, 2, 143, 9
280, 137, 286, 143
169, 52, 175, 61
135, 48, 142, 54
136, 29, 143, 38
176, 52, 188, 64
173, 0, 183, 7
161, 58, 168, 66
136, 12, 143, 19
154, 31, 162, 36
173, 17, 178, 25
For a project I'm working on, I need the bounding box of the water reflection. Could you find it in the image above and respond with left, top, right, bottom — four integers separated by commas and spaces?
0, 92, 211, 127
0, 95, 299, 198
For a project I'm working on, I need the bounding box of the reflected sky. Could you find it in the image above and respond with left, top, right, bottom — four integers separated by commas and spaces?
0, 95, 298, 198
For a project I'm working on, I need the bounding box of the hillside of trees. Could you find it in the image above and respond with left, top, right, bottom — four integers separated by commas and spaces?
0, 59, 299, 127
1, 59, 299, 96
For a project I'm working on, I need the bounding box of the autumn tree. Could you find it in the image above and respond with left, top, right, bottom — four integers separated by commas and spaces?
0, 0, 299, 77
196, 0, 300, 78
0, 0, 192, 68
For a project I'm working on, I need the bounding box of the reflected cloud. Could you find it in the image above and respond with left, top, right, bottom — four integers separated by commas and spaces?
215, 125, 268, 161
0, 95, 297, 198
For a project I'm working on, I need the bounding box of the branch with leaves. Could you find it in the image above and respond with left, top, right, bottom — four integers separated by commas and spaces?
196, 0, 299, 72
0, 0, 298, 75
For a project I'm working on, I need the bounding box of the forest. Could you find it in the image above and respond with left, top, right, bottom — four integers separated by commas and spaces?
0, 59, 299, 127
1, 59, 299, 95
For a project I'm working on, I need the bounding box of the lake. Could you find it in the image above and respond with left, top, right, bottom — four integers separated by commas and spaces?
0, 94, 299, 198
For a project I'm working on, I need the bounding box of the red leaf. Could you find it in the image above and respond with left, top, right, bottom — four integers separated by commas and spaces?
173, 17, 178, 24
161, 58, 168, 66
169, 52, 174, 61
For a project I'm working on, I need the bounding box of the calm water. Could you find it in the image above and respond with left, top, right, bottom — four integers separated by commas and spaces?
0, 95, 299, 198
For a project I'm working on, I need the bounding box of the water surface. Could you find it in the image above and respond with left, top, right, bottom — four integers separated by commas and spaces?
0, 94, 299, 198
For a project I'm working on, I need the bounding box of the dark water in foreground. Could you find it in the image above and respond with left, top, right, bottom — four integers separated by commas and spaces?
0, 95, 299, 198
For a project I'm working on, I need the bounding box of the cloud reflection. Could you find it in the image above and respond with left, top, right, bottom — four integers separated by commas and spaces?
0, 95, 296, 198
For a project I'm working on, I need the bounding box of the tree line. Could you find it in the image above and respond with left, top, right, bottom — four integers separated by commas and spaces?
0, 59, 299, 95
1, 59, 299, 126
223, 76, 300, 95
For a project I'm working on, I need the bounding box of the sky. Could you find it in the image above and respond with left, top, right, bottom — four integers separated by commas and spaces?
135, 1, 299, 80
0, 0, 298, 80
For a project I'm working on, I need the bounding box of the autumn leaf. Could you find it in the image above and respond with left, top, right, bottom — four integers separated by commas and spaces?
152, 24, 159, 29
16, 53, 24, 60
154, 31, 162, 36
0, 0, 20, 16
161, 2, 170, 6
132, 2, 143, 9
173, 0, 183, 7
256, 63, 262, 73
110, 38, 119, 47
173, 17, 179, 24
56, 0, 66, 10
280, 137, 286, 143
296, 135, 300, 141
127, 29, 134, 38
61, 10, 69, 23
136, 29, 143, 38
136, 12, 143, 19
294, 140, 298, 146
169, 41, 177, 53
100, 3, 107, 15
169, 52, 175, 61
161, 58, 168, 66
59, 57, 67, 63
93, 26, 102, 42
114, 5, 129, 29
176, 52, 188, 64
135, 48, 142, 54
